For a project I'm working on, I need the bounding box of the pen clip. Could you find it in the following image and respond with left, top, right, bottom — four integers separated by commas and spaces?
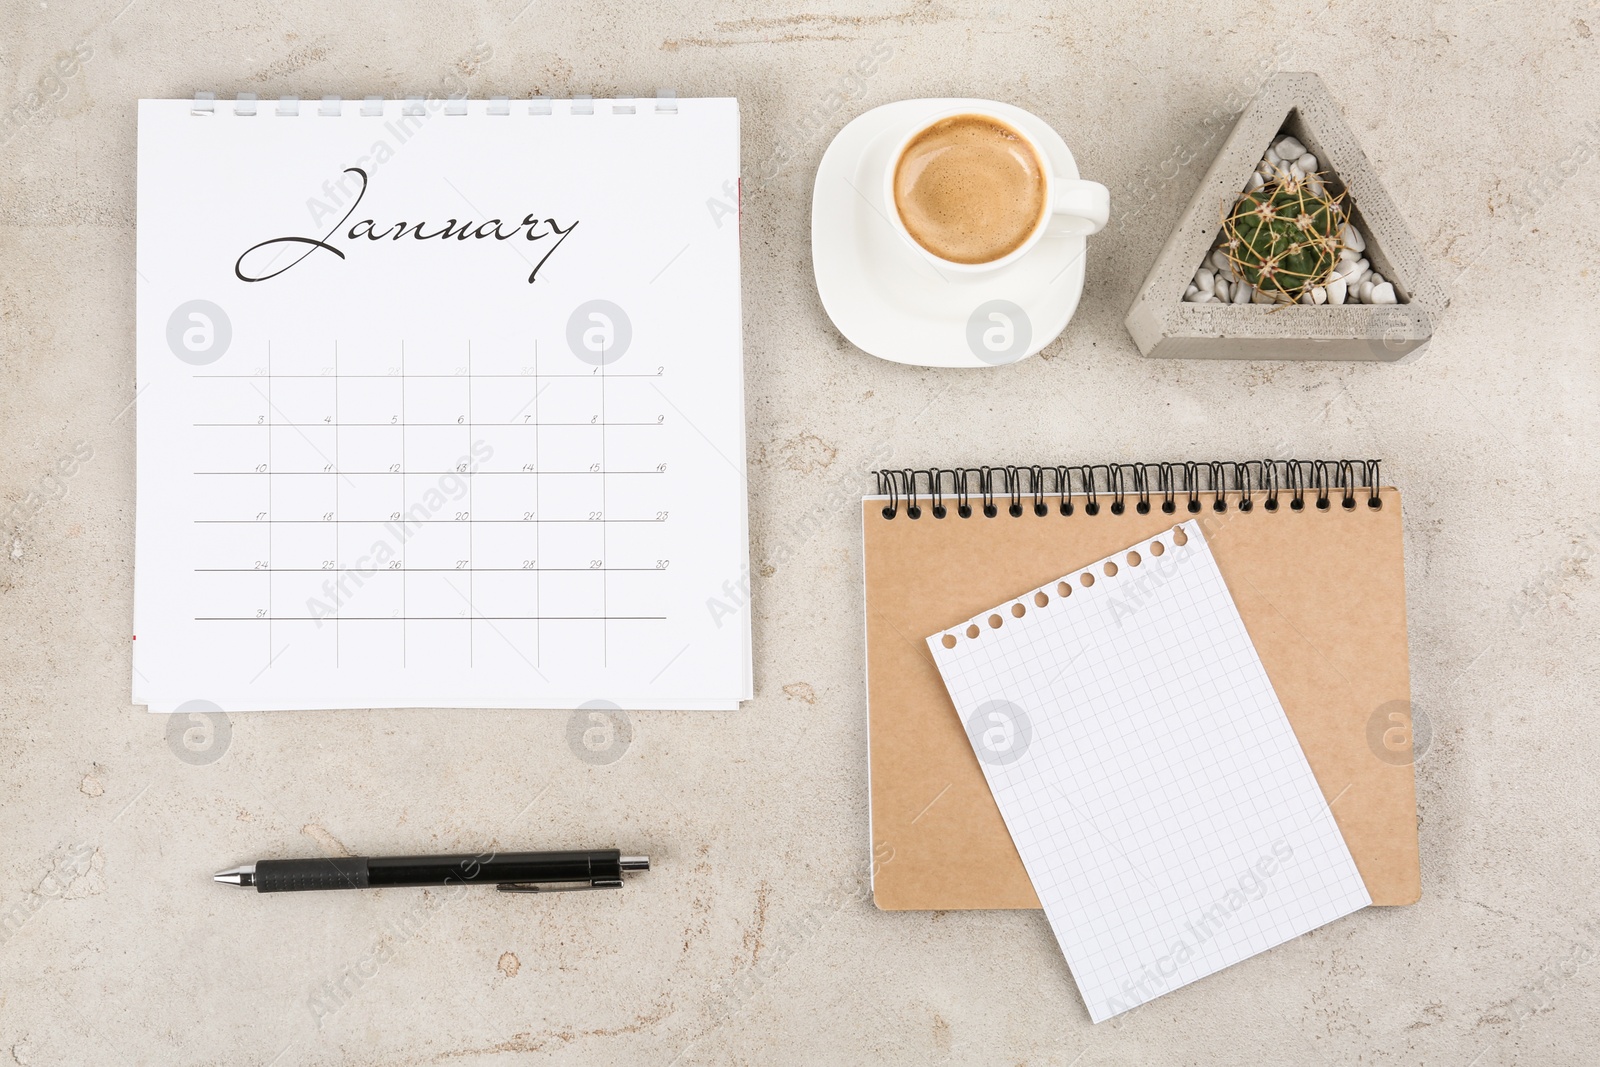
495, 878, 624, 894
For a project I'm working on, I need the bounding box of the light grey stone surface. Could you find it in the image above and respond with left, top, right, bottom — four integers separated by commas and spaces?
1, 2, 1596, 1064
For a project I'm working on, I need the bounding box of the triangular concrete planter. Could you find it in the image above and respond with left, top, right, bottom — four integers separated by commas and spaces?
1125, 72, 1447, 361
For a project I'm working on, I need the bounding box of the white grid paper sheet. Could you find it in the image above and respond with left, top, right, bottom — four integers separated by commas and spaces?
928, 520, 1370, 1022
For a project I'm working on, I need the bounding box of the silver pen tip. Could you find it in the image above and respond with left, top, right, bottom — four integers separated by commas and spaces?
619, 855, 649, 872
213, 864, 256, 887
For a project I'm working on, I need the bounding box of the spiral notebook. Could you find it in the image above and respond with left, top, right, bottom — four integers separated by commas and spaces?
927, 520, 1372, 1020
135, 95, 751, 711
863, 461, 1420, 910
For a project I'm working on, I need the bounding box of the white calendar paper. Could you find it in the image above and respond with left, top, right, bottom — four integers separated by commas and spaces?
135, 98, 750, 711
928, 521, 1369, 1021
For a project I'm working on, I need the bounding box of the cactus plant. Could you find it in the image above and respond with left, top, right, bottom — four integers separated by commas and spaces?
1219, 170, 1347, 303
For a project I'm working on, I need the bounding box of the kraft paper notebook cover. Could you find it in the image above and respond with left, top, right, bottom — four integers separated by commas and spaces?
862, 460, 1421, 911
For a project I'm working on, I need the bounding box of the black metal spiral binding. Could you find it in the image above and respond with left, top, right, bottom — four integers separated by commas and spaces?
1157, 462, 1177, 515
1335, 460, 1357, 511
1106, 465, 1126, 515
1053, 466, 1073, 516
871, 461, 1385, 519
1183, 462, 1201, 514
1003, 466, 1024, 517
1208, 461, 1228, 512
1133, 466, 1152, 515
901, 468, 921, 519
1235, 461, 1256, 511
1286, 461, 1306, 511
875, 468, 897, 519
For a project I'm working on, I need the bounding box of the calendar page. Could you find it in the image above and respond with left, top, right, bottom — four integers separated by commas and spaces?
134, 97, 749, 711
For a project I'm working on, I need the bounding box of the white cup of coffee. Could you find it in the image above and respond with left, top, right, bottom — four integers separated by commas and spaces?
883, 107, 1109, 273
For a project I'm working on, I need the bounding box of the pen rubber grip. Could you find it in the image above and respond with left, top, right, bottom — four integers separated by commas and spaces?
254, 858, 370, 893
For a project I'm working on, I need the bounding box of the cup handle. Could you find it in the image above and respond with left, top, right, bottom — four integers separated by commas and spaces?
1050, 179, 1110, 236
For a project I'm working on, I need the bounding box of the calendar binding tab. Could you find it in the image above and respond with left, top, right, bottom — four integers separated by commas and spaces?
192, 94, 690, 118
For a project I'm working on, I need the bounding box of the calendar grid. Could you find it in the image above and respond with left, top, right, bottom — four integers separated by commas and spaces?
400, 340, 406, 666
467, 340, 473, 667
600, 350, 608, 666
333, 339, 340, 666
532, 337, 541, 666
191, 372, 667, 379
189, 337, 668, 672
266, 340, 272, 665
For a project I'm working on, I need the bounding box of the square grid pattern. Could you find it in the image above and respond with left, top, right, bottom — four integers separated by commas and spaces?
928, 520, 1370, 1022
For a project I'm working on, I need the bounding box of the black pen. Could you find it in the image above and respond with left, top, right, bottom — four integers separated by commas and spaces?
214, 849, 649, 894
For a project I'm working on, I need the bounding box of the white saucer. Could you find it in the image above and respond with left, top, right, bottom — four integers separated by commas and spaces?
811, 99, 1093, 368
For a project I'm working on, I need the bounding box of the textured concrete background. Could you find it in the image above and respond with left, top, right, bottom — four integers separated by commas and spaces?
2, 1, 1597, 1064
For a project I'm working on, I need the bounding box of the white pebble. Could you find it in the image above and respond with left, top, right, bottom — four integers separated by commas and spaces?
1215, 277, 1230, 302
1339, 224, 1365, 252
1276, 136, 1306, 159
1327, 277, 1347, 304
1220, 264, 1237, 283
1186, 283, 1198, 298
1211, 249, 1230, 271
1233, 282, 1253, 303
1196, 267, 1215, 293
1266, 146, 1282, 165
1311, 286, 1327, 304
1359, 280, 1375, 303
1289, 163, 1305, 180
1308, 178, 1327, 197
1246, 171, 1265, 192
1333, 259, 1361, 282
1369, 272, 1385, 287
1370, 282, 1397, 304
1185, 289, 1211, 303
1296, 153, 1317, 172
1252, 288, 1276, 304
1339, 246, 1360, 262
1299, 290, 1316, 305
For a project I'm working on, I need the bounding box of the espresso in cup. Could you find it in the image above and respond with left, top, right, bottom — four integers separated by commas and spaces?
891, 114, 1048, 266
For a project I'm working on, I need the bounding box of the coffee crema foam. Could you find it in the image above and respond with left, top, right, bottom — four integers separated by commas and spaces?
892, 114, 1046, 265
